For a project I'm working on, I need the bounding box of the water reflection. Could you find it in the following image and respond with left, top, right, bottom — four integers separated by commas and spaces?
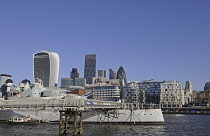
0, 114, 209, 136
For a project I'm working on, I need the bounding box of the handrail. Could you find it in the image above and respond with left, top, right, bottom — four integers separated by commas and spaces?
0, 98, 121, 110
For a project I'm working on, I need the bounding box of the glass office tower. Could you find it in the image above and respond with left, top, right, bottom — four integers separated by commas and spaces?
84, 54, 96, 84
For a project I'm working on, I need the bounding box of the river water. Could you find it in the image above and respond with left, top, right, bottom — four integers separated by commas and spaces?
0, 114, 209, 136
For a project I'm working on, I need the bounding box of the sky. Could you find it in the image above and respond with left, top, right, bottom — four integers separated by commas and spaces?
0, 0, 210, 91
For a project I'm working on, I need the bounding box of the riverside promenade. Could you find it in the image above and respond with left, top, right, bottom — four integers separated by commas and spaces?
162, 106, 210, 114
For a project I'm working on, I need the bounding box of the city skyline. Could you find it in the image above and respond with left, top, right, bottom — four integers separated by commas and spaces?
0, 1, 210, 90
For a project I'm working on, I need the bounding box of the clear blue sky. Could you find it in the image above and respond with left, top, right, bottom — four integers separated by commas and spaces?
0, 0, 210, 91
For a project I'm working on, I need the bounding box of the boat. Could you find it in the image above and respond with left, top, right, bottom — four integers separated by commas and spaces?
82, 103, 164, 124
0, 79, 164, 124
7, 116, 38, 124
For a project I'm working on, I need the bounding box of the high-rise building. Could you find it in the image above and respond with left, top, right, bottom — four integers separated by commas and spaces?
70, 68, 79, 86
109, 69, 116, 79
116, 66, 127, 86
98, 70, 106, 77
70, 68, 79, 79
204, 82, 210, 91
33, 51, 59, 87
84, 54, 96, 84
184, 81, 193, 104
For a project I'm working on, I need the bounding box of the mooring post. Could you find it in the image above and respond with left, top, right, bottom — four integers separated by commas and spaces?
59, 111, 63, 135
79, 111, 83, 135
73, 111, 77, 135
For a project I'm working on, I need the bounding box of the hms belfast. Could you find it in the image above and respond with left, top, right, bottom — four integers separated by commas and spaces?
0, 52, 164, 124
0, 78, 164, 124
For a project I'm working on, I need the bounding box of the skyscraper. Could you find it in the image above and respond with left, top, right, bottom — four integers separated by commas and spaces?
185, 81, 193, 104
70, 68, 79, 86
185, 81, 193, 93
116, 66, 127, 86
84, 54, 96, 84
204, 82, 210, 91
33, 51, 59, 87
109, 68, 116, 79
70, 68, 79, 79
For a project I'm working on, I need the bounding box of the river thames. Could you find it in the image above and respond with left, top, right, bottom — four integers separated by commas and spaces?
0, 114, 209, 136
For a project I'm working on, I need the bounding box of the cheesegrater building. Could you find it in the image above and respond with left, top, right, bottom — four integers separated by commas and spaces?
33, 51, 59, 87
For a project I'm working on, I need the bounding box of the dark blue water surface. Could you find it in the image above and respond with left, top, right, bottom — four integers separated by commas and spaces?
0, 114, 210, 136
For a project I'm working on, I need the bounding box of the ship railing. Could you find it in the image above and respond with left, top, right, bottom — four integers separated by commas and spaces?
0, 99, 121, 110
83, 99, 121, 109
0, 99, 81, 109
121, 103, 161, 110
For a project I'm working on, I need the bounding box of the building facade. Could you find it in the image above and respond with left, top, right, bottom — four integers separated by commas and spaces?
0, 74, 12, 98
184, 81, 193, 104
75, 78, 86, 88
0, 74, 12, 89
160, 80, 185, 107
33, 51, 59, 87
204, 82, 210, 91
70, 68, 79, 86
98, 70, 106, 78
70, 68, 79, 79
92, 85, 121, 101
84, 54, 96, 84
137, 81, 162, 104
195, 91, 209, 104
122, 83, 140, 104
61, 78, 73, 89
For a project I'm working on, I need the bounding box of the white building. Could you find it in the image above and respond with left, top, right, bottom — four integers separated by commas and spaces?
160, 80, 185, 107
92, 85, 121, 101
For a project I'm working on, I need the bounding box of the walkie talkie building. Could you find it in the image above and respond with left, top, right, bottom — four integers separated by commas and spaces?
84, 54, 96, 84
33, 51, 59, 87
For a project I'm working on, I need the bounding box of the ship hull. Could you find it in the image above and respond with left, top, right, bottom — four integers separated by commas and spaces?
0, 109, 164, 124
83, 109, 164, 124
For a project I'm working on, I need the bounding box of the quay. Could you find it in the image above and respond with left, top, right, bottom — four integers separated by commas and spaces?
162, 106, 210, 114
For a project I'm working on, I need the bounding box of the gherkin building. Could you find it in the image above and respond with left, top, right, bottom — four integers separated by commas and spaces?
117, 66, 127, 86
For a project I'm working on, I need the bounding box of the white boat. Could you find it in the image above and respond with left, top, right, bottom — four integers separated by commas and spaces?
7, 116, 38, 124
